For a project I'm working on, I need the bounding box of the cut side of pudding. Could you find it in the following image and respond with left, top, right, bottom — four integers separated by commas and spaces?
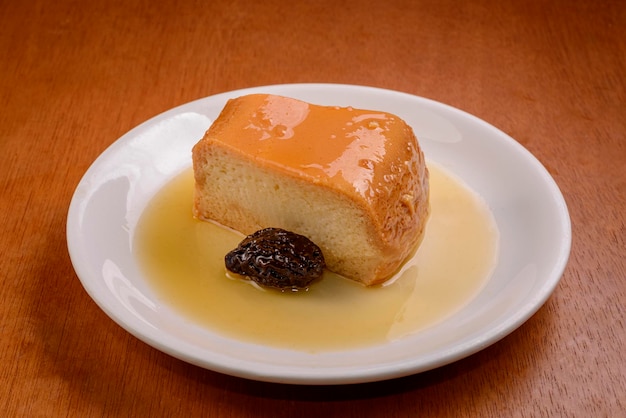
192, 94, 429, 286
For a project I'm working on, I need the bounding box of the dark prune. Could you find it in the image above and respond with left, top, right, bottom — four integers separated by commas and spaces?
224, 228, 325, 291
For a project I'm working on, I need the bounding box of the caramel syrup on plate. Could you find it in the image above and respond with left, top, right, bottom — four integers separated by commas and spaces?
134, 164, 498, 352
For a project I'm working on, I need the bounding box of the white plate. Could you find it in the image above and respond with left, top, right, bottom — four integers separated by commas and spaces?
66, 84, 571, 385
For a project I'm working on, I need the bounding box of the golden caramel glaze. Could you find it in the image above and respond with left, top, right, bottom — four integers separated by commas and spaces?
193, 94, 429, 283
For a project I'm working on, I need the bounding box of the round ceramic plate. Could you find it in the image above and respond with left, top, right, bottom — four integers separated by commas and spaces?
66, 84, 571, 385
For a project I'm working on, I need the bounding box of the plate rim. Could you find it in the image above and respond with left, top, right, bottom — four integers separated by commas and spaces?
66, 83, 572, 385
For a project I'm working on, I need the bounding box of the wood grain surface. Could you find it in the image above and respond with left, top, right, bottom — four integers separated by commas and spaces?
1, 0, 624, 416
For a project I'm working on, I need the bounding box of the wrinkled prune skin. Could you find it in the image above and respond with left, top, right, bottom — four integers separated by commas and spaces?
225, 228, 325, 291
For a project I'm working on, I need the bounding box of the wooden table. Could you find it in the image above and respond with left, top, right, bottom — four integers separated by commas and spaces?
2, 0, 624, 416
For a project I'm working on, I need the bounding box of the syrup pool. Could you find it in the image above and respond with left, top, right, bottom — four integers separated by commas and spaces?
133, 163, 498, 352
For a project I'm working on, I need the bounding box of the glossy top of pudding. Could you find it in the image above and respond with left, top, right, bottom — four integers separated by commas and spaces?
203, 94, 424, 204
